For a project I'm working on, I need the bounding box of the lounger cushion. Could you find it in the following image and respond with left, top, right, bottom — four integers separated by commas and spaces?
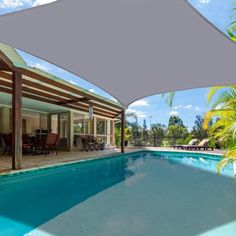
198, 139, 209, 146
188, 139, 198, 145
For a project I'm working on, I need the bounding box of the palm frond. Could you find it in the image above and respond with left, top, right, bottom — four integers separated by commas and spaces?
218, 148, 236, 174
161, 92, 175, 107
211, 89, 236, 109
207, 86, 224, 104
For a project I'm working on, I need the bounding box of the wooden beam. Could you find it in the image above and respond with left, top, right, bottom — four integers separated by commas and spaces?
121, 109, 125, 153
82, 101, 121, 113
12, 71, 22, 170
57, 97, 90, 105
0, 79, 117, 117
0, 86, 115, 118
0, 59, 12, 71
0, 70, 12, 80
0, 51, 14, 70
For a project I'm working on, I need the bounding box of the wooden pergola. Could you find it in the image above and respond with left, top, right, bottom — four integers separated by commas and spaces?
0, 44, 126, 170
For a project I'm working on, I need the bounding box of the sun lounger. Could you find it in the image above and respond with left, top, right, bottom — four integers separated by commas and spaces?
173, 139, 198, 149
181, 139, 213, 151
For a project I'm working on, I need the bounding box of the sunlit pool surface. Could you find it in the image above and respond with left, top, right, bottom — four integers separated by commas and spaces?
0, 151, 235, 236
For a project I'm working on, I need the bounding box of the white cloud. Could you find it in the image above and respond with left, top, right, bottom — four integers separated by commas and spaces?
184, 105, 192, 109
173, 104, 201, 112
29, 62, 49, 72
199, 0, 210, 4
126, 108, 147, 118
0, 0, 56, 9
130, 99, 149, 107
69, 80, 76, 85
89, 88, 95, 93
110, 97, 118, 103
174, 105, 182, 110
0, 0, 32, 9
215, 104, 223, 110
89, 88, 99, 94
33, 0, 56, 7
170, 111, 179, 116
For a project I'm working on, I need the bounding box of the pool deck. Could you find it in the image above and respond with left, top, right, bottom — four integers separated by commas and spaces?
0, 147, 225, 175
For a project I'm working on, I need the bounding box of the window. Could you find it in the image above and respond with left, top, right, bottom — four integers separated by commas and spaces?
51, 114, 58, 134
73, 113, 91, 134
96, 118, 107, 135
74, 113, 84, 134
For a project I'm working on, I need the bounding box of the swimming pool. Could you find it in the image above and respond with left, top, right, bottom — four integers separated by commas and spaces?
0, 151, 235, 236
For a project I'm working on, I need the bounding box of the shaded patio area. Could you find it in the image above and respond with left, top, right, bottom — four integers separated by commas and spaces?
0, 149, 123, 174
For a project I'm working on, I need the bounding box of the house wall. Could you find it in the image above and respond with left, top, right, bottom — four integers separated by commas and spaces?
0, 106, 116, 152
72, 110, 115, 150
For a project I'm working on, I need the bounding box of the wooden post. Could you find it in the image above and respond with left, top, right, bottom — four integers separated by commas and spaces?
94, 117, 97, 137
12, 71, 22, 170
68, 111, 74, 151
121, 109, 125, 153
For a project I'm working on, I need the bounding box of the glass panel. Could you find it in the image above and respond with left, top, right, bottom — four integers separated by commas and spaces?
51, 114, 58, 134
73, 113, 84, 134
60, 113, 69, 148
96, 118, 107, 135
22, 119, 27, 134
97, 135, 107, 143
84, 114, 90, 134
21, 110, 40, 135
90, 117, 94, 135
40, 114, 48, 131
110, 120, 113, 135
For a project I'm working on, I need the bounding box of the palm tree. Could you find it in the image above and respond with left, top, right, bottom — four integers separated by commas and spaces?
204, 86, 236, 173
227, 1, 236, 42
161, 92, 175, 107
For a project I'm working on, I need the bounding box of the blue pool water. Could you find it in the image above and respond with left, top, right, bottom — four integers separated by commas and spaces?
0, 151, 235, 236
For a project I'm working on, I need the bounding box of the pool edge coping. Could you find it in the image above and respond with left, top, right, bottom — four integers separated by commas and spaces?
0, 149, 226, 179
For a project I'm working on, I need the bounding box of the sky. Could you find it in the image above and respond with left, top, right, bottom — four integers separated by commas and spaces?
0, 0, 234, 130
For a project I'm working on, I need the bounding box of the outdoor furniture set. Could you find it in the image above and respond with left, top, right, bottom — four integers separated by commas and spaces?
173, 139, 213, 151
1, 132, 60, 156
80, 135, 105, 152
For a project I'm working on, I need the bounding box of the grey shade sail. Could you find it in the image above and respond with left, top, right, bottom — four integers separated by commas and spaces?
0, 0, 235, 107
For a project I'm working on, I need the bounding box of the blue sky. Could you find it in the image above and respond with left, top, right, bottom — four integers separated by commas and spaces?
0, 0, 234, 129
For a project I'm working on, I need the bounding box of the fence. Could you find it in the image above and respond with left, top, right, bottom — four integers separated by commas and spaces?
128, 137, 186, 147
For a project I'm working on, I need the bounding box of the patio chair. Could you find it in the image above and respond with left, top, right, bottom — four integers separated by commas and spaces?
35, 133, 58, 156
1, 133, 12, 156
80, 136, 96, 151
173, 139, 198, 149
22, 134, 34, 154
181, 139, 213, 151
95, 137, 105, 150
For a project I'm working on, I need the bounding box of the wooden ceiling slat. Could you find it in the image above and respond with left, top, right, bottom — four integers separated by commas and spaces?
68, 102, 116, 117
57, 97, 90, 105
0, 79, 116, 117
0, 85, 115, 118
